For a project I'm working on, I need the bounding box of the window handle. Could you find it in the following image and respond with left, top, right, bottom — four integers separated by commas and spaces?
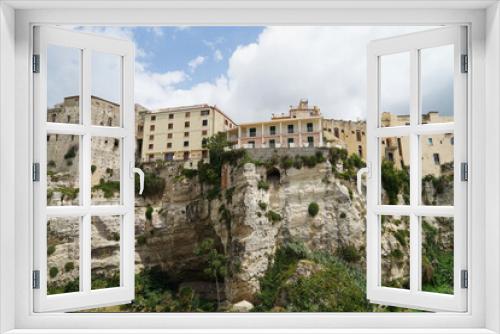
356, 164, 371, 195
133, 167, 145, 195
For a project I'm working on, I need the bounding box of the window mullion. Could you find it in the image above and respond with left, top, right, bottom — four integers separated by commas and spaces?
409, 48, 421, 293
80, 47, 92, 293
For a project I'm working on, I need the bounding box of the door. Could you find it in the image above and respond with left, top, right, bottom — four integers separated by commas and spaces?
366, 26, 468, 312
33, 26, 136, 312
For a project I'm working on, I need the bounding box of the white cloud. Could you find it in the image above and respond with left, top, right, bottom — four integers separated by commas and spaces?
214, 49, 223, 62
138, 26, 434, 123
188, 55, 205, 72
63, 26, 442, 124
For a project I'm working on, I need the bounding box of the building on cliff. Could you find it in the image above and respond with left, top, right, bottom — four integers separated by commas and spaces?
141, 104, 237, 167
227, 99, 326, 149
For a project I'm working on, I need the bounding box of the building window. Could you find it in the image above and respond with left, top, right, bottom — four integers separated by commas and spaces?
387, 152, 394, 162
169, 114, 174, 119
151, 115, 156, 121
167, 143, 172, 148
168, 123, 173, 129
150, 125, 155, 131
67, 115, 71, 123
201, 109, 210, 116
202, 119, 208, 126
433, 153, 440, 165
288, 124, 294, 134
202, 138, 208, 147
451, 137, 454, 145
184, 132, 189, 137
334, 127, 339, 138
183, 152, 190, 161
202, 150, 208, 159
307, 136, 314, 147
185, 121, 190, 128
249, 128, 256, 137
269, 139, 276, 148
148, 144, 153, 149
224, 119, 228, 125
248, 140, 255, 148
149, 135, 154, 140
184, 141, 189, 147
138, 125, 143, 132
287, 138, 294, 147
307, 123, 313, 132
185, 112, 190, 118
165, 153, 174, 161
51, 113, 57, 122
358, 145, 363, 157
270, 126, 276, 135
202, 130, 208, 135
428, 138, 433, 145
167, 133, 172, 139
149, 154, 154, 161
356, 130, 362, 141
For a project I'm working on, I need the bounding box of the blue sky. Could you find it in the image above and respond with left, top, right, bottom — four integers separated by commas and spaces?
51, 26, 451, 123
133, 27, 263, 89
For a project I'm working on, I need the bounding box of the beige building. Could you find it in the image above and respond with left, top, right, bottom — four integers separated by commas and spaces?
141, 104, 236, 167
379, 111, 454, 176
228, 99, 324, 149
324, 119, 367, 160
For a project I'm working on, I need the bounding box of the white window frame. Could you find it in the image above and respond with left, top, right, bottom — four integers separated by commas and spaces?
32, 26, 136, 312
0, 1, 499, 333
366, 26, 468, 312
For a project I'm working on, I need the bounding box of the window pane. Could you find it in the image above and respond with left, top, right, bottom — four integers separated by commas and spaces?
91, 51, 121, 127
380, 137, 410, 205
91, 137, 121, 205
381, 215, 410, 289
421, 133, 454, 206
47, 217, 80, 295
47, 45, 81, 124
91, 216, 121, 290
420, 45, 454, 124
47, 134, 80, 206
380, 52, 410, 127
421, 217, 454, 294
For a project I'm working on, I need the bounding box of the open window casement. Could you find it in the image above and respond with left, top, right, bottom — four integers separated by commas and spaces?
365, 26, 468, 312
33, 26, 136, 312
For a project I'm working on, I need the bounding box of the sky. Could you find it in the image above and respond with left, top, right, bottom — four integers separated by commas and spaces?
47, 26, 453, 123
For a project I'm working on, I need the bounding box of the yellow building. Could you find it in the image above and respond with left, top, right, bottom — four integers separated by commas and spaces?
141, 104, 237, 167
324, 119, 367, 160
228, 99, 324, 149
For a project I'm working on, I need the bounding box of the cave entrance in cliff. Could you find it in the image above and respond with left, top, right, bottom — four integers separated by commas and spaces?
266, 167, 281, 185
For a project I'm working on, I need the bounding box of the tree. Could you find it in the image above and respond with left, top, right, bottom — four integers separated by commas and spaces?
194, 238, 227, 308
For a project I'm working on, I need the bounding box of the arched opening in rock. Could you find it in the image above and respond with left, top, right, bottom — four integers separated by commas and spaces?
266, 167, 281, 185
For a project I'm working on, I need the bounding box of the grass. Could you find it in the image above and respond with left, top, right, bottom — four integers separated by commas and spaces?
92, 180, 120, 199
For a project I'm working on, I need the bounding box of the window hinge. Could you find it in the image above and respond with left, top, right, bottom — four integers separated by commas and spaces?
461, 162, 468, 182
461, 269, 468, 289
461, 54, 468, 73
32, 54, 40, 73
32, 270, 40, 289
32, 162, 40, 182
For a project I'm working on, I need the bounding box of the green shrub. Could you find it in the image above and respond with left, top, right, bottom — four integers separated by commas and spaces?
181, 168, 198, 179
293, 157, 303, 169
339, 212, 347, 219
145, 206, 153, 221
65, 262, 75, 272
91, 165, 97, 174
64, 145, 78, 160
393, 229, 409, 247
137, 234, 147, 246
336, 244, 361, 263
56, 186, 79, 202
266, 210, 282, 223
136, 172, 166, 198
280, 155, 294, 170
225, 187, 235, 203
381, 159, 410, 205
92, 181, 120, 198
258, 201, 267, 210
48, 160, 56, 168
258, 179, 270, 191
106, 167, 114, 176
49, 267, 59, 278
110, 232, 120, 241
308, 202, 319, 217
47, 245, 56, 256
